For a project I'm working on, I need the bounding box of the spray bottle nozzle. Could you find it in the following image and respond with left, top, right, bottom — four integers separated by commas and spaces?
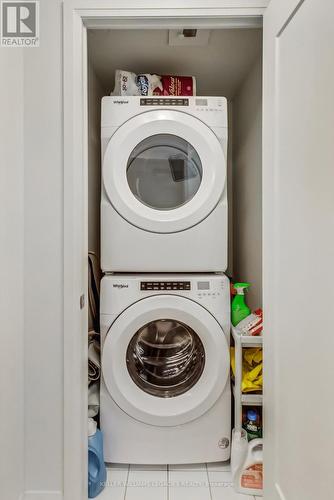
234, 282, 250, 295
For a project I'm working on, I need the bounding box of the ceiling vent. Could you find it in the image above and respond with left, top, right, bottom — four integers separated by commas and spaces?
168, 29, 211, 47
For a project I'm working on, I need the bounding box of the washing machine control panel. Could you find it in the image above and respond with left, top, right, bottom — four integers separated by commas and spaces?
140, 281, 191, 291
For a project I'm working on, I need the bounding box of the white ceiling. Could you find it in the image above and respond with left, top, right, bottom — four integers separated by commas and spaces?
88, 29, 262, 99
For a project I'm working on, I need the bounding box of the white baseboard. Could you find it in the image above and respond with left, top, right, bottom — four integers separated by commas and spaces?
22, 491, 63, 500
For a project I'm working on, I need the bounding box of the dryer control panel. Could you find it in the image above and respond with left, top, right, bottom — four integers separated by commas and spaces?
141, 281, 191, 291
102, 95, 228, 129
140, 98, 189, 106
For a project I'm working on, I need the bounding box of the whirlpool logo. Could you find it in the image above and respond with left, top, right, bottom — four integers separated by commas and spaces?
113, 100, 129, 105
112, 283, 129, 289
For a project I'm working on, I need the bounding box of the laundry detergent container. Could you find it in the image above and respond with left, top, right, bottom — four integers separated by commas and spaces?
101, 96, 228, 272
88, 418, 107, 498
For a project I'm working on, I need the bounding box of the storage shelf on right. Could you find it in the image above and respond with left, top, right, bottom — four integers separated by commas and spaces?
232, 383, 263, 406
232, 327, 263, 347
232, 325, 263, 430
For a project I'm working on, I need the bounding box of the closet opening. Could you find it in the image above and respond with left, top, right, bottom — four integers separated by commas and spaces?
86, 26, 263, 499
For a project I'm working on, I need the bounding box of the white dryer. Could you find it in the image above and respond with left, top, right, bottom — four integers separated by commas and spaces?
100, 274, 231, 464
101, 96, 228, 272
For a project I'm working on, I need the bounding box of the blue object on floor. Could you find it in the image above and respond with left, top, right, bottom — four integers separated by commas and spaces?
88, 419, 107, 498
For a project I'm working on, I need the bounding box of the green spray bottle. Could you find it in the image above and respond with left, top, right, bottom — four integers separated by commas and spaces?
232, 282, 251, 326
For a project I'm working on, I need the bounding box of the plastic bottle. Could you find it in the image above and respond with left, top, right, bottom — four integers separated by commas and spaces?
231, 282, 251, 326
243, 408, 262, 441
231, 428, 249, 479
233, 437, 263, 496
88, 418, 107, 498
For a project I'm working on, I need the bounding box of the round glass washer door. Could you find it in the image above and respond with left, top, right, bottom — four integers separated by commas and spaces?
102, 295, 230, 427
102, 110, 226, 233
126, 319, 205, 398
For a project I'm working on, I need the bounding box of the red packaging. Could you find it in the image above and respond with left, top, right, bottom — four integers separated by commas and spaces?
153, 75, 196, 96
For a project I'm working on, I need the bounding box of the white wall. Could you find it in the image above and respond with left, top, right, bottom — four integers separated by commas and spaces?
232, 55, 262, 309
0, 49, 24, 500
23, 0, 63, 497
264, 1, 334, 498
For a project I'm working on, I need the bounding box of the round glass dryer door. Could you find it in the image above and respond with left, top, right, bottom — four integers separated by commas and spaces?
127, 134, 202, 211
102, 295, 230, 427
103, 110, 226, 233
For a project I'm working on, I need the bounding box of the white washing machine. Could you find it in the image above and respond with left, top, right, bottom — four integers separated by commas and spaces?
100, 274, 231, 464
101, 96, 228, 272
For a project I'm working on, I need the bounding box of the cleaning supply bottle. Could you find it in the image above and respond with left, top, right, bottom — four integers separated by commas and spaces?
88, 418, 107, 498
231, 428, 249, 479
232, 282, 251, 326
243, 408, 262, 441
233, 438, 263, 496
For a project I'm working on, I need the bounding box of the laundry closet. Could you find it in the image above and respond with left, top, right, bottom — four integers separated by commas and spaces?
86, 26, 263, 499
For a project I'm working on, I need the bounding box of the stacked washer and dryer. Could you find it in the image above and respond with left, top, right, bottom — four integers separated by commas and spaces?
100, 96, 231, 464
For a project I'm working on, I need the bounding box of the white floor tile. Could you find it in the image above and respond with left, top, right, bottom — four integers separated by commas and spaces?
209, 471, 254, 500
208, 470, 233, 488
208, 469, 233, 484
207, 460, 231, 472
125, 469, 168, 500
98, 466, 128, 500
168, 470, 211, 500
98, 463, 257, 500
130, 463, 167, 471
169, 463, 206, 471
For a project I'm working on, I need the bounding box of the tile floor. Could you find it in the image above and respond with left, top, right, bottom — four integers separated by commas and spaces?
97, 462, 257, 499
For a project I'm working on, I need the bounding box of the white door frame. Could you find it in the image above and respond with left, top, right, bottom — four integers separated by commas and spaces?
63, 2, 268, 499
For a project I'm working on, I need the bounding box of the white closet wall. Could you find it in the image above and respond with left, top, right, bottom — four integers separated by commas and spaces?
88, 29, 262, 97
233, 55, 263, 309
88, 62, 106, 256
